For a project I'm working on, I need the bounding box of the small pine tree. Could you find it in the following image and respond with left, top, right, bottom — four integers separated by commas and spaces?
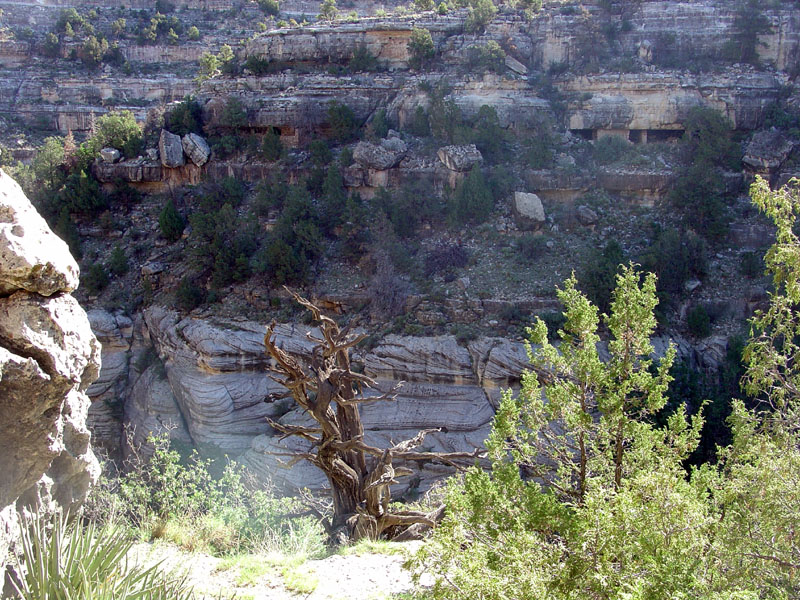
448, 167, 493, 225
407, 27, 434, 70
159, 199, 184, 242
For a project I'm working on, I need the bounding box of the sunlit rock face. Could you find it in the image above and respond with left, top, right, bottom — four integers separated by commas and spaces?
0, 170, 101, 575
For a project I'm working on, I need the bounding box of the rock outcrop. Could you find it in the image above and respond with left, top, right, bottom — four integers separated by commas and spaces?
0, 170, 100, 575
353, 138, 407, 170
743, 129, 796, 175
437, 145, 484, 172
159, 129, 185, 168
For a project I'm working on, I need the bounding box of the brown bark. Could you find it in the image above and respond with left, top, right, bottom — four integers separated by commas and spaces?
263, 288, 483, 541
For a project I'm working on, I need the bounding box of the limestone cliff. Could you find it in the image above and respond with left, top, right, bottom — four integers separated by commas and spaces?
85, 304, 719, 495
0, 170, 101, 574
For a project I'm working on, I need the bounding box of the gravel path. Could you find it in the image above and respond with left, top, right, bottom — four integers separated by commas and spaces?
130, 541, 429, 600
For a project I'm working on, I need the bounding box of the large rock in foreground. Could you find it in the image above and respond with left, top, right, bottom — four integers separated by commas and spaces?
0, 171, 80, 296
0, 169, 100, 576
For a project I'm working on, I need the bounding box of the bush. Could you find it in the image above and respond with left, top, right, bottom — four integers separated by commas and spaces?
687, 304, 711, 338
407, 28, 434, 70
89, 434, 319, 557
260, 128, 283, 161
740, 251, 763, 278
671, 106, 739, 240
108, 245, 128, 276
367, 109, 389, 139
349, 44, 378, 72
83, 263, 109, 295
158, 198, 184, 242
306, 138, 330, 167
593, 135, 632, 165
579, 239, 624, 315
220, 97, 247, 130
327, 101, 358, 142
254, 174, 288, 216
176, 276, 204, 310
407, 106, 430, 137
187, 25, 200, 40
424, 242, 470, 279
164, 96, 203, 136
639, 227, 706, 303
516, 234, 548, 262
450, 324, 478, 345
90, 111, 143, 158
466, 41, 506, 74
61, 170, 107, 216
464, 0, 497, 33
472, 105, 507, 164
448, 168, 494, 225
258, 0, 280, 16
318, 0, 339, 21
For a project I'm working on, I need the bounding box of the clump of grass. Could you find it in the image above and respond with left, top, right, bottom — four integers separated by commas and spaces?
281, 565, 319, 594
339, 538, 408, 556
9, 511, 194, 600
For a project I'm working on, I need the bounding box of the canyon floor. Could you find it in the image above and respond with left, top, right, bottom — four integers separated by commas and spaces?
131, 539, 428, 600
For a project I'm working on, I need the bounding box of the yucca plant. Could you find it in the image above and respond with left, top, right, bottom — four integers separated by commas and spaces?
9, 511, 195, 600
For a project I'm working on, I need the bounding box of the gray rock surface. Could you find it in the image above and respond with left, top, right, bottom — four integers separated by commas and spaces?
513, 191, 546, 229
99, 147, 121, 163
743, 129, 795, 174
576, 205, 599, 226
0, 170, 100, 576
437, 144, 483, 172
0, 170, 80, 296
181, 133, 211, 167
353, 140, 407, 170
159, 129, 185, 168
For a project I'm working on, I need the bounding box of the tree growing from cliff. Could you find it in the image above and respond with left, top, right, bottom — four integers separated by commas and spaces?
263, 290, 484, 542
407, 28, 434, 70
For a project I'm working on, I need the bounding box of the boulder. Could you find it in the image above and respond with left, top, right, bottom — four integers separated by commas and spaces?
99, 147, 121, 163
743, 129, 795, 174
437, 144, 483, 172
0, 170, 79, 296
0, 171, 100, 576
158, 129, 185, 168
353, 140, 406, 170
505, 54, 528, 75
513, 191, 546, 230
181, 133, 211, 167
576, 205, 599, 226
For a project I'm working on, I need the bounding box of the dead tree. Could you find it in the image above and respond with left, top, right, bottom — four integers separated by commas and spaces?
263, 289, 483, 542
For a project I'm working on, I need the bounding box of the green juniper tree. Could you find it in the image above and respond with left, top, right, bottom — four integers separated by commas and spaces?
414, 177, 800, 600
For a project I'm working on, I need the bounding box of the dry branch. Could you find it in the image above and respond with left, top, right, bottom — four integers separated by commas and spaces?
262, 288, 486, 541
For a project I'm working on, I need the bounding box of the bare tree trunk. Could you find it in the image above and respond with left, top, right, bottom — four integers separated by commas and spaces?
263, 288, 483, 541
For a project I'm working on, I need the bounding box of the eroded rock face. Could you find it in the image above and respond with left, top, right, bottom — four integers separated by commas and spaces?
0, 171, 80, 296
0, 169, 100, 575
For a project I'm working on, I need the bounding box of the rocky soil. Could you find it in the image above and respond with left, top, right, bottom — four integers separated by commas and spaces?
131, 541, 428, 600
